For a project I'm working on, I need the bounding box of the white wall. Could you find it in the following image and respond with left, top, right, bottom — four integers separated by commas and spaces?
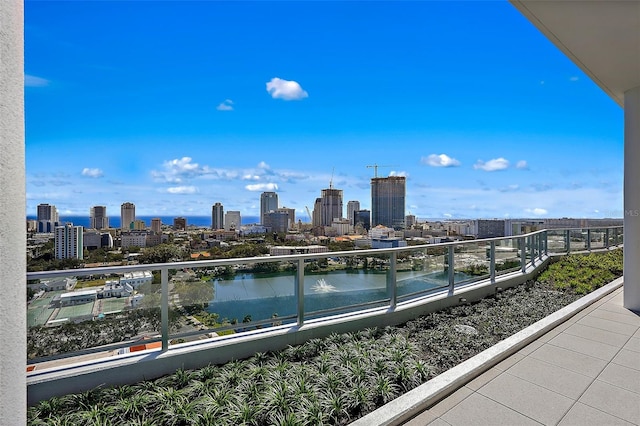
0, 0, 26, 423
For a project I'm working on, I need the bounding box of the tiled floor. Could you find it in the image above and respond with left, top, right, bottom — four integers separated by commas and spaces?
404, 288, 640, 425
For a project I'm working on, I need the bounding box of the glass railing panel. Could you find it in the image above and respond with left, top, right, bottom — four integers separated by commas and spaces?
192, 261, 296, 338
589, 229, 606, 250
305, 253, 390, 319
608, 228, 618, 247
27, 269, 162, 363
546, 230, 567, 253
569, 229, 587, 252
617, 228, 624, 245
494, 237, 521, 275
453, 241, 489, 286
396, 246, 449, 300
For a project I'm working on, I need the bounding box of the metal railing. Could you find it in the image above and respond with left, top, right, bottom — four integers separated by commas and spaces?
26, 226, 622, 365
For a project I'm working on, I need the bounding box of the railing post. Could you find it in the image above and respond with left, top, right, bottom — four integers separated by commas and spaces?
605, 228, 610, 248
544, 231, 548, 256
489, 241, 496, 284
587, 229, 591, 251
387, 252, 397, 309
520, 237, 526, 273
296, 259, 304, 326
566, 230, 571, 253
161, 268, 169, 352
448, 245, 455, 295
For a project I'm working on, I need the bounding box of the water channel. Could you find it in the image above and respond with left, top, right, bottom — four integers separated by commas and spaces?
207, 269, 469, 323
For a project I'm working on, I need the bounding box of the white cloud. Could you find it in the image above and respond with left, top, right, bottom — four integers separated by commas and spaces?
216, 99, 234, 111
569, 76, 579, 82
474, 158, 509, 172
516, 160, 529, 170
421, 154, 461, 167
389, 170, 408, 177
266, 77, 308, 100
525, 207, 548, 216
25, 74, 49, 87
245, 183, 279, 191
166, 186, 197, 194
152, 157, 202, 183
81, 167, 104, 178
258, 161, 271, 170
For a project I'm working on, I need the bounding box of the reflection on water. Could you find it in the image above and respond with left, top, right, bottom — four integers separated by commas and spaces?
207, 269, 466, 323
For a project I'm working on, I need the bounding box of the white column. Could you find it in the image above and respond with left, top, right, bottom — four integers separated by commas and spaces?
0, 0, 26, 423
624, 85, 640, 312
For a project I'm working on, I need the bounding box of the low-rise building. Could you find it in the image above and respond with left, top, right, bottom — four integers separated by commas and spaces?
38, 277, 77, 292
121, 271, 153, 288
52, 289, 97, 307
269, 245, 329, 256
97, 280, 133, 299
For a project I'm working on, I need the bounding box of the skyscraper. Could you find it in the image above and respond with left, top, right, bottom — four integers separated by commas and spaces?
55, 223, 83, 260
347, 200, 360, 225
371, 176, 406, 230
173, 217, 187, 230
312, 197, 322, 228
90, 205, 109, 230
151, 218, 162, 233
36, 203, 59, 233
260, 191, 278, 225
320, 187, 343, 227
120, 202, 135, 230
224, 211, 241, 231
212, 202, 224, 230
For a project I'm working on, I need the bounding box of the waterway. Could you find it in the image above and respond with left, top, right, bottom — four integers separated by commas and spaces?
207, 269, 468, 323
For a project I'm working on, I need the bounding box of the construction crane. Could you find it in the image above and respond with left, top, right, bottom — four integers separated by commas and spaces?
366, 164, 395, 178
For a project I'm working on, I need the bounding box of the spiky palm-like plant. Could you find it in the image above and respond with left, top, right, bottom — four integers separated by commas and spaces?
373, 374, 400, 405
323, 391, 349, 425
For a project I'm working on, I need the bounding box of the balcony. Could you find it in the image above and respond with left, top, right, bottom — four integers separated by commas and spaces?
26, 228, 634, 422
3, 0, 640, 423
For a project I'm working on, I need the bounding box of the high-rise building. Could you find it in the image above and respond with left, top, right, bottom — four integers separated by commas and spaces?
212, 203, 224, 230
173, 217, 187, 231
312, 197, 322, 228
120, 202, 135, 230
151, 218, 162, 234
277, 207, 295, 230
131, 219, 146, 231
260, 191, 278, 225
36, 203, 59, 233
320, 187, 343, 227
90, 206, 109, 230
371, 176, 406, 230
55, 223, 83, 260
347, 200, 360, 225
354, 209, 371, 231
264, 210, 290, 234
224, 210, 241, 231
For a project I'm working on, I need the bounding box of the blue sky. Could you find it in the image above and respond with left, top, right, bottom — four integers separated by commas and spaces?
25, 1, 623, 221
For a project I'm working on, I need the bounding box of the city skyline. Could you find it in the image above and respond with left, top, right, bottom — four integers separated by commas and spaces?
25, 2, 623, 220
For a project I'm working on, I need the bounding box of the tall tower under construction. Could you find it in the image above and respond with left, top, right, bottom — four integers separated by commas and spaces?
371, 176, 406, 230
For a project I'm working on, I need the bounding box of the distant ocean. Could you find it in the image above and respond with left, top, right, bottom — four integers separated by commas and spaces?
26, 215, 261, 228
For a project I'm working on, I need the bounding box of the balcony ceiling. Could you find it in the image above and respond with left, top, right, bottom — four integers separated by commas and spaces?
510, 0, 640, 107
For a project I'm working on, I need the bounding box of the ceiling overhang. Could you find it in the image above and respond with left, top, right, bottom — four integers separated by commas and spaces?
510, 0, 640, 107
